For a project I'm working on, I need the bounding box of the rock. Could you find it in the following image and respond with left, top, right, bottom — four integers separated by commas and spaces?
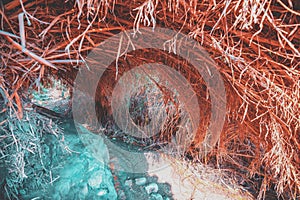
88, 170, 103, 189
151, 193, 163, 200
124, 179, 133, 187
135, 177, 147, 185
145, 183, 159, 194
97, 188, 108, 196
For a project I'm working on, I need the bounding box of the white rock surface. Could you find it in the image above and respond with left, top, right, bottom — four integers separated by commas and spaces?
135, 177, 147, 185
88, 170, 103, 189
97, 189, 108, 196
145, 183, 159, 194
125, 179, 133, 187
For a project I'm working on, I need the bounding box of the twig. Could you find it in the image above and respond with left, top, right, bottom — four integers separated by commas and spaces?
4, 35, 57, 70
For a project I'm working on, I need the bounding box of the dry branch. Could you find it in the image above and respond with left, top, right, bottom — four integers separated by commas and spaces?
0, 0, 299, 199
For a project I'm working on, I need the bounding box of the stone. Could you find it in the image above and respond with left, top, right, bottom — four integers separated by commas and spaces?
97, 188, 108, 196
135, 177, 147, 185
88, 170, 103, 189
145, 183, 159, 194
124, 179, 133, 187
151, 193, 163, 200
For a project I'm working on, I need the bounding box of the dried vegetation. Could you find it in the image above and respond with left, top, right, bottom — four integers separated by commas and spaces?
0, 0, 299, 199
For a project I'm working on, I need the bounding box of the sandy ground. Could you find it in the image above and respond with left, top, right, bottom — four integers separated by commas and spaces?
145, 153, 253, 200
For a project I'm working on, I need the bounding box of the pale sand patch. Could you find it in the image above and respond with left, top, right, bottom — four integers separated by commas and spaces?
145, 153, 253, 200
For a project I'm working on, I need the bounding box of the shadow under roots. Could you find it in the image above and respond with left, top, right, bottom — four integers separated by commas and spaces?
94, 48, 211, 155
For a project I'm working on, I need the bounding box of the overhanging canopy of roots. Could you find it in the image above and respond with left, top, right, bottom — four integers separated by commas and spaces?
0, 0, 299, 199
